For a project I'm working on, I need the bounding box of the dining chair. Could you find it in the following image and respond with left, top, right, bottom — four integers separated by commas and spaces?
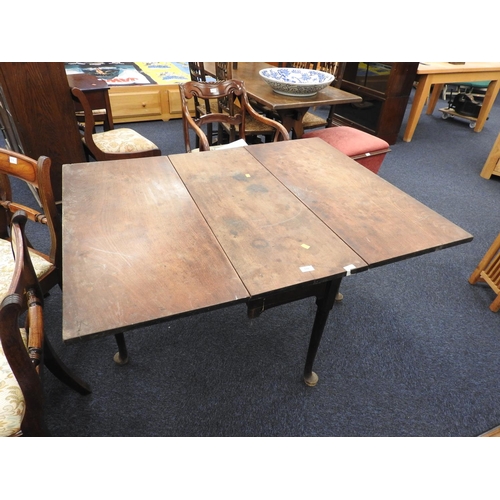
188, 62, 218, 146
178, 79, 289, 152
287, 62, 347, 130
0, 211, 90, 437
67, 73, 114, 132
469, 233, 500, 312
0, 148, 61, 297
0, 148, 93, 392
70, 85, 161, 161
213, 62, 286, 144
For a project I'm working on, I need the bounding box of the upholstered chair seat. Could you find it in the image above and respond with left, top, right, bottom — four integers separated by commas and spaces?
87, 128, 159, 155
0, 329, 28, 437
70, 84, 161, 161
0, 239, 53, 298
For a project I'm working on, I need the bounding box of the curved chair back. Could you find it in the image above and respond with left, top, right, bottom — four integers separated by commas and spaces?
179, 79, 289, 152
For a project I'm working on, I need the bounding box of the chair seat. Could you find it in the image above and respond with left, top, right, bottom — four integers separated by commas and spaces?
302, 111, 327, 129
0, 328, 28, 437
222, 104, 278, 136
0, 239, 53, 301
302, 126, 391, 174
197, 99, 220, 116
88, 128, 159, 155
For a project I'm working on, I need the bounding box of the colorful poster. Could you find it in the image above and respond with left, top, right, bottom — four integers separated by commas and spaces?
65, 62, 192, 86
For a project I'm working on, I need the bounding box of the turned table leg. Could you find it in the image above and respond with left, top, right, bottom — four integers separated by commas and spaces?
303, 278, 342, 386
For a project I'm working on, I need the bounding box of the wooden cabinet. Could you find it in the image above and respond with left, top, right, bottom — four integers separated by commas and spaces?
0, 62, 86, 202
109, 84, 193, 123
330, 62, 419, 144
64, 63, 194, 124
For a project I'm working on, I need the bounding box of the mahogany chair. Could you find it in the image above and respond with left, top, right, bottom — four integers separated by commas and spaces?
70, 85, 161, 161
0, 149, 61, 297
0, 149, 92, 392
67, 73, 114, 132
469, 233, 500, 312
213, 63, 286, 145
188, 62, 218, 146
178, 79, 289, 153
0, 211, 90, 437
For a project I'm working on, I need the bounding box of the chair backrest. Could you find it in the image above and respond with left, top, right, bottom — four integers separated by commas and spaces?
188, 62, 215, 117
289, 62, 346, 89
178, 79, 289, 152
188, 62, 220, 146
188, 62, 208, 83
0, 210, 46, 436
70, 85, 161, 162
317, 62, 346, 89
290, 62, 318, 70
212, 63, 238, 141
0, 149, 60, 277
70, 87, 108, 159
68, 73, 114, 131
214, 62, 233, 81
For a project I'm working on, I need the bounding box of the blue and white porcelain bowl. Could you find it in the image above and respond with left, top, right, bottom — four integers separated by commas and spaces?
259, 67, 334, 97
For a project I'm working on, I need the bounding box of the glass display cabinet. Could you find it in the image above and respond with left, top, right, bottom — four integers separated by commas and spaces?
330, 62, 419, 145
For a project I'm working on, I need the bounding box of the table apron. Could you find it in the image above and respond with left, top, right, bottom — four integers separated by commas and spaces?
247, 277, 343, 319
420, 71, 500, 84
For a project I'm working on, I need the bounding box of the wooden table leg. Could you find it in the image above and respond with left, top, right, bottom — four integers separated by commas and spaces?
303, 277, 342, 387
474, 79, 500, 132
403, 75, 432, 142
278, 109, 307, 139
427, 84, 444, 114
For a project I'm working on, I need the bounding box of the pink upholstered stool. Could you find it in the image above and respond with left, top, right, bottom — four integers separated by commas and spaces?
302, 126, 391, 174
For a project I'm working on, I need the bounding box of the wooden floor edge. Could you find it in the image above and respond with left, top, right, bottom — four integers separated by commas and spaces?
479, 424, 500, 437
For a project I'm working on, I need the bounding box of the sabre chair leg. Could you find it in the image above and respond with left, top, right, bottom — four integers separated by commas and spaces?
490, 295, 500, 313
44, 337, 92, 395
113, 332, 129, 365
303, 278, 342, 387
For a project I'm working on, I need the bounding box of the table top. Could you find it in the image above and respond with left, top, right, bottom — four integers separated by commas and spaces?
417, 62, 500, 75
62, 139, 472, 343
204, 62, 362, 110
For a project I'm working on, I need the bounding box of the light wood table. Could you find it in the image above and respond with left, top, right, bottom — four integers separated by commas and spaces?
204, 62, 362, 138
403, 62, 500, 142
62, 139, 472, 386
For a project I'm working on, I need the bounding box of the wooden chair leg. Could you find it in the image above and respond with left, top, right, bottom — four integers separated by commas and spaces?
490, 295, 500, 313
113, 332, 129, 365
469, 233, 500, 312
469, 234, 500, 284
43, 337, 92, 394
